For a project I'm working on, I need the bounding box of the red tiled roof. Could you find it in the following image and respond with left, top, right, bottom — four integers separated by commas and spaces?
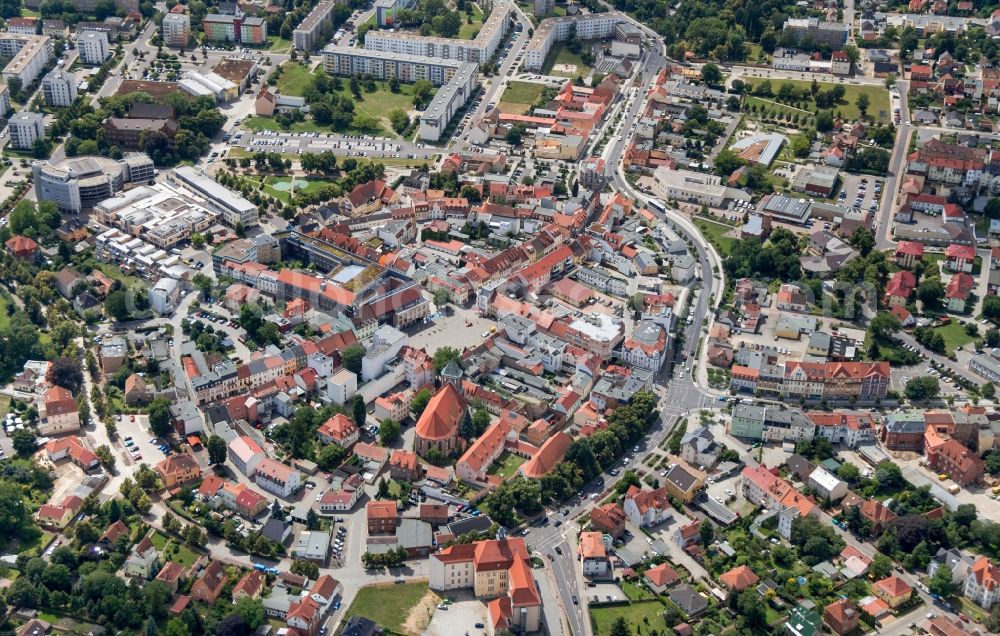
415, 383, 465, 441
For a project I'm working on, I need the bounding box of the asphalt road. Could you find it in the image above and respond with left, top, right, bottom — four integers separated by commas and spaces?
875, 79, 911, 249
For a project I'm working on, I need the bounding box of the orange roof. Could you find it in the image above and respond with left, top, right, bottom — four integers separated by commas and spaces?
645, 562, 679, 587
719, 565, 759, 591
873, 575, 912, 598
233, 569, 263, 598
317, 413, 357, 442
458, 419, 511, 474
970, 556, 1000, 591
579, 531, 606, 559
519, 432, 572, 479
367, 500, 397, 520
415, 383, 465, 441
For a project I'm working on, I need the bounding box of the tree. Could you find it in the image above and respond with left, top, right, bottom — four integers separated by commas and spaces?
105, 290, 131, 322
11, 428, 37, 457
411, 388, 432, 417
379, 419, 400, 445
352, 394, 367, 428
875, 462, 905, 489
984, 296, 1000, 320
850, 226, 875, 256
700, 62, 722, 85
215, 614, 250, 636
870, 553, 893, 579
928, 564, 956, 597
837, 462, 860, 484
609, 617, 631, 636
232, 598, 265, 630
207, 435, 226, 465
460, 409, 475, 440
290, 559, 319, 579
905, 376, 940, 402
389, 109, 409, 134
47, 357, 83, 393
713, 149, 745, 177
868, 311, 901, 342
432, 347, 462, 373
856, 93, 870, 118
699, 520, 715, 546
341, 343, 364, 374
917, 278, 945, 309
816, 110, 834, 132
148, 398, 174, 438
316, 444, 346, 471
0, 482, 28, 542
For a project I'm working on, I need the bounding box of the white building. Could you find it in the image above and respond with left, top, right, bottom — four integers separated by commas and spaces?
326, 368, 357, 405
0, 34, 52, 86
291, 530, 330, 562
679, 425, 720, 468
42, 68, 77, 107
9, 111, 44, 150
255, 457, 302, 499
963, 557, 1000, 609
161, 13, 191, 48
524, 12, 625, 71
77, 31, 110, 65
653, 166, 751, 208
149, 277, 180, 315
0, 85, 10, 116
293, 0, 335, 51
807, 467, 848, 501
578, 532, 611, 577
623, 486, 671, 528
171, 166, 259, 228
361, 325, 408, 381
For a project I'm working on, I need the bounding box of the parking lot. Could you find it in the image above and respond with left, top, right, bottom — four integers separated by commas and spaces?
113, 413, 168, 466
423, 597, 489, 636
837, 173, 885, 215
231, 130, 437, 161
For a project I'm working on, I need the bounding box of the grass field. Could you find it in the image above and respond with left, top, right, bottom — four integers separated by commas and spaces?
488, 452, 525, 479
541, 41, 595, 78
94, 262, 145, 289
745, 95, 812, 121
590, 601, 671, 635
150, 532, 200, 567
744, 78, 891, 123
267, 35, 293, 53
695, 217, 738, 256
459, 6, 485, 39
275, 62, 318, 97
931, 321, 978, 355
20, 8, 40, 17
345, 81, 429, 129
498, 81, 545, 114
344, 582, 434, 634
227, 147, 432, 168
263, 176, 337, 202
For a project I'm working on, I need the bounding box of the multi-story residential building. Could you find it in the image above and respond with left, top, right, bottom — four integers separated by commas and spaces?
0, 34, 52, 86
78, 31, 110, 65
42, 68, 77, 106
293, 0, 335, 51
428, 538, 541, 633
808, 467, 848, 501
456, 419, 511, 486
367, 500, 398, 535
807, 411, 876, 447
161, 13, 191, 48
927, 437, 985, 486
321, 46, 479, 142
590, 502, 625, 538
623, 485, 671, 527
620, 320, 670, 371
316, 413, 359, 448
781, 17, 849, 47
38, 385, 79, 435
741, 464, 819, 539
228, 436, 265, 476
364, 0, 510, 64
254, 458, 301, 498
524, 12, 625, 70
9, 111, 45, 150
880, 410, 926, 451
202, 11, 267, 45
964, 557, 1000, 608
680, 425, 720, 468
578, 531, 610, 577
155, 453, 203, 490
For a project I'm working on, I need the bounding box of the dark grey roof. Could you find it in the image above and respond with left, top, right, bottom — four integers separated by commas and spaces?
665, 465, 699, 494
342, 617, 379, 636
668, 583, 708, 614
447, 516, 493, 536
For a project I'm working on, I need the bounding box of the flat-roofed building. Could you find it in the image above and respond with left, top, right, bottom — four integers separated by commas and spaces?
78, 30, 110, 65
293, 0, 336, 51
161, 13, 191, 48
171, 165, 259, 228
42, 68, 77, 107
653, 166, 751, 207
9, 111, 44, 150
524, 12, 624, 71
0, 34, 52, 85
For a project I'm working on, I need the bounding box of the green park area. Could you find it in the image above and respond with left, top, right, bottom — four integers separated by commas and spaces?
541, 41, 595, 78
267, 35, 293, 53
262, 176, 338, 203
274, 62, 319, 97
744, 78, 890, 123
343, 582, 435, 635
488, 452, 525, 478
498, 81, 545, 114
695, 217, 737, 256
459, 5, 486, 39
590, 601, 672, 635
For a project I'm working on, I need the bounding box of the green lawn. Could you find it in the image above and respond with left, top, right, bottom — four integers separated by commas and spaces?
458, 6, 485, 39
344, 582, 434, 633
267, 35, 293, 53
94, 262, 145, 289
695, 217, 738, 257
590, 601, 671, 635
541, 41, 595, 78
499, 81, 544, 114
228, 147, 431, 168
931, 321, 978, 355
488, 452, 525, 479
744, 78, 891, 123
263, 176, 338, 203
150, 532, 200, 567
275, 62, 318, 97
20, 8, 40, 17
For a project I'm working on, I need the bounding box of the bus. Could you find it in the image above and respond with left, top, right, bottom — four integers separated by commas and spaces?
647, 198, 666, 214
